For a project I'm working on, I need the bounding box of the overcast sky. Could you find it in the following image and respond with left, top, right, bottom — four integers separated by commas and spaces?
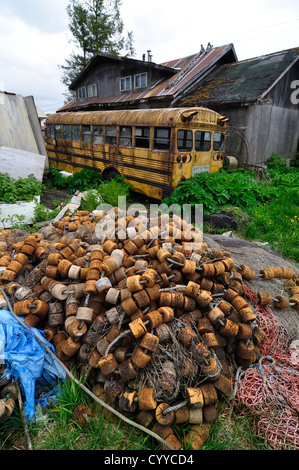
0, 0, 298, 114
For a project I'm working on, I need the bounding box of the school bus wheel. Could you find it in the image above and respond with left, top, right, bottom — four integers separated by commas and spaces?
102, 168, 120, 181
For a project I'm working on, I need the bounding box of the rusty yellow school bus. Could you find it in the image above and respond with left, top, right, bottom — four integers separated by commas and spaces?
45, 107, 229, 200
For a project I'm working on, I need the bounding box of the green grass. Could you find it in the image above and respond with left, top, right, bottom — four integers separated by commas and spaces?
0, 378, 270, 451
203, 401, 271, 450
0, 377, 152, 451
242, 188, 299, 261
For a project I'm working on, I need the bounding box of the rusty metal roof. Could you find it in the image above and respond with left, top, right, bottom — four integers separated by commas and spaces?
58, 44, 236, 112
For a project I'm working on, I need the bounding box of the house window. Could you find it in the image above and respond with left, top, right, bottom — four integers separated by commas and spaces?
78, 87, 87, 100
213, 132, 225, 151
177, 130, 193, 151
119, 126, 132, 147
93, 125, 104, 143
82, 125, 92, 142
153, 127, 171, 151
72, 125, 81, 141
105, 125, 117, 145
120, 76, 132, 92
134, 73, 147, 89
135, 126, 150, 149
87, 84, 97, 98
195, 131, 211, 151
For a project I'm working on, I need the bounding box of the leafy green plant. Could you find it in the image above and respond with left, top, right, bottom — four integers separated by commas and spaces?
48, 167, 71, 189
164, 167, 299, 261
80, 190, 104, 212
97, 175, 132, 207
163, 169, 275, 214
0, 214, 26, 229
33, 201, 62, 223
265, 152, 286, 169
67, 169, 102, 193
290, 151, 299, 168
48, 167, 103, 193
0, 173, 42, 203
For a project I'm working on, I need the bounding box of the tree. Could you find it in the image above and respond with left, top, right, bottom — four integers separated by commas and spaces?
60, 0, 135, 101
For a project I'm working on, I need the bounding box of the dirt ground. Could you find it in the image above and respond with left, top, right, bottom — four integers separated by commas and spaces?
40, 188, 71, 210
204, 233, 299, 342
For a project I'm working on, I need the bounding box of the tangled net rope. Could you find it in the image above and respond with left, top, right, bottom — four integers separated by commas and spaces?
234, 283, 299, 450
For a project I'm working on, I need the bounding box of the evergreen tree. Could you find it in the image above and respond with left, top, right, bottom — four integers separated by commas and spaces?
60, 0, 135, 101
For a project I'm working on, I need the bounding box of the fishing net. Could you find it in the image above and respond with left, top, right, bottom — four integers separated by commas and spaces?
235, 282, 299, 450
132, 318, 224, 403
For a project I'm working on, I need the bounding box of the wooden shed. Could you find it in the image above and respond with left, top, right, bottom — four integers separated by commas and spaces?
179, 47, 299, 166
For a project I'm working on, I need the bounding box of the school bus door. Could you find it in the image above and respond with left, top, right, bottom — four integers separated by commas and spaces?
192, 130, 212, 176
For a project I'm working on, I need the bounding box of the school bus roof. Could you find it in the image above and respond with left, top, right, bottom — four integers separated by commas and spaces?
47, 107, 225, 128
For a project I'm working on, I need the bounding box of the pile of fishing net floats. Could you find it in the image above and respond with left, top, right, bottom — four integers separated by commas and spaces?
0, 207, 298, 450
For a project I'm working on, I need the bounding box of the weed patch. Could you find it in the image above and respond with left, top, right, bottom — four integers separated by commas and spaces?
0, 173, 42, 204
163, 168, 299, 261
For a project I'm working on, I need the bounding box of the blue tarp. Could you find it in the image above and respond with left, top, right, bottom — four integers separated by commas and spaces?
0, 309, 66, 421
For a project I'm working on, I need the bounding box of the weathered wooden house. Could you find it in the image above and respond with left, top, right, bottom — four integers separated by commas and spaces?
179, 47, 299, 165
58, 44, 237, 112
58, 44, 299, 166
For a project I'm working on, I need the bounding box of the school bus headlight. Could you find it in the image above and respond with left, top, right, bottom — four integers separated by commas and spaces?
217, 116, 230, 126
182, 154, 188, 163
177, 155, 182, 163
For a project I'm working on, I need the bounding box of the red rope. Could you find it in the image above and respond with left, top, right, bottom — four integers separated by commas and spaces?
235, 283, 299, 449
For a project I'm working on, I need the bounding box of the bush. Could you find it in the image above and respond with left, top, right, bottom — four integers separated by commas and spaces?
80, 175, 132, 211
163, 169, 275, 214
265, 152, 287, 169
48, 167, 102, 193
290, 151, 299, 167
0, 173, 42, 203
48, 167, 71, 189
97, 176, 132, 207
67, 169, 102, 193
163, 167, 299, 261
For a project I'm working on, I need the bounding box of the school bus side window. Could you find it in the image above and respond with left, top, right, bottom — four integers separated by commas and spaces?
135, 127, 150, 149
195, 131, 211, 151
106, 125, 117, 145
63, 125, 71, 140
47, 124, 54, 138
177, 129, 193, 151
82, 125, 91, 143
153, 127, 171, 151
119, 126, 132, 147
213, 132, 225, 151
93, 125, 104, 143
72, 125, 81, 141
55, 124, 62, 139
